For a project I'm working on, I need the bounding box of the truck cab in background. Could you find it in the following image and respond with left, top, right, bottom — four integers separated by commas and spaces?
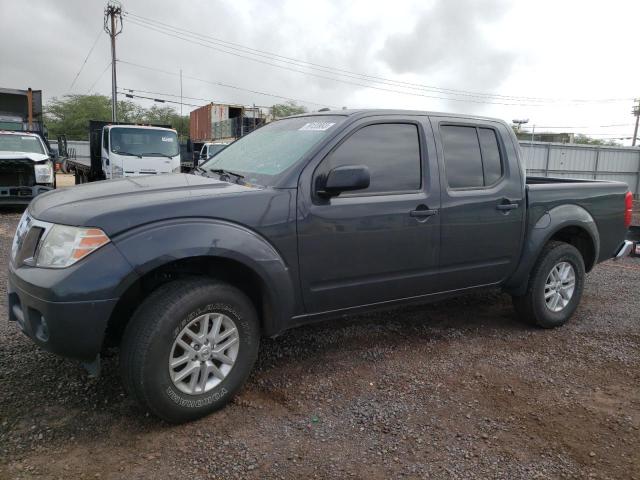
0, 87, 56, 204
100, 123, 181, 179
73, 121, 181, 184
198, 142, 229, 166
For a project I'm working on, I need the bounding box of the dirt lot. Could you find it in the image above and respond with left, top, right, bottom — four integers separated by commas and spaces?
0, 200, 639, 480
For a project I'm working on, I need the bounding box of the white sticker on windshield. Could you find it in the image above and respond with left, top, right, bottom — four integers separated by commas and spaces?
298, 122, 335, 131
21, 136, 36, 140
161, 136, 174, 142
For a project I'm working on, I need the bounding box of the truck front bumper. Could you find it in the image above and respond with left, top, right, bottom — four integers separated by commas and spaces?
0, 185, 53, 205
8, 276, 118, 361
7, 242, 135, 362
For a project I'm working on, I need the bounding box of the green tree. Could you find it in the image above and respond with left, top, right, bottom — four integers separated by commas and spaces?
45, 95, 111, 140
45, 95, 189, 141
271, 101, 307, 119
573, 134, 620, 147
143, 105, 189, 140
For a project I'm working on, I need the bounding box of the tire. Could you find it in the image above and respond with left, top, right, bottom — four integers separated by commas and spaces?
120, 278, 260, 423
512, 241, 585, 328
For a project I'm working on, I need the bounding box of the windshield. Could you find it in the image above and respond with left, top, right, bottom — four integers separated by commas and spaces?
201, 115, 345, 186
110, 128, 179, 157
207, 144, 227, 158
0, 133, 46, 154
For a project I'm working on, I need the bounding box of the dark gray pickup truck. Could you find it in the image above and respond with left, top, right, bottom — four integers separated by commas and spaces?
8, 110, 634, 422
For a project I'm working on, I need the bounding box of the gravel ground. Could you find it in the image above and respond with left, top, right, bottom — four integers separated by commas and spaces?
0, 202, 639, 480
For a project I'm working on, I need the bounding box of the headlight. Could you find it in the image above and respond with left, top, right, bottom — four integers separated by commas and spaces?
34, 162, 53, 184
36, 225, 110, 268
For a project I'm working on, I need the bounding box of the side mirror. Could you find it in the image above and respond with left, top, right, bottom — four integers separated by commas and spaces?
320, 165, 370, 196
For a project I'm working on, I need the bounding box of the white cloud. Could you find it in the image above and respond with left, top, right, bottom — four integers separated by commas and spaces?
1, 0, 638, 143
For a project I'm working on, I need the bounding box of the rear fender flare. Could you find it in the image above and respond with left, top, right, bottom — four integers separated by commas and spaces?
504, 204, 599, 295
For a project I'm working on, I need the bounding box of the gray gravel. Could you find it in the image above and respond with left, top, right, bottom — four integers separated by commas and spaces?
0, 207, 639, 480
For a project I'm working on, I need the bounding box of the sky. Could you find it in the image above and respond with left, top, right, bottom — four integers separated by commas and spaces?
2, 0, 639, 144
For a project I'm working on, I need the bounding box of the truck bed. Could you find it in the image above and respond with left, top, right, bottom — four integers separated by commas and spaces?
525, 175, 629, 263
66, 157, 91, 169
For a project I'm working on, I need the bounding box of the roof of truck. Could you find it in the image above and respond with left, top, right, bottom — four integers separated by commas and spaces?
292, 109, 507, 124
0, 130, 40, 136
104, 124, 177, 132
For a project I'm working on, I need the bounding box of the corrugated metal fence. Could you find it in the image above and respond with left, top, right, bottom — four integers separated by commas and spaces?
520, 141, 640, 196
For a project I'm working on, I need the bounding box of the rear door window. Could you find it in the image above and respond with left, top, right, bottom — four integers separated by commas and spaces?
441, 125, 503, 189
478, 128, 503, 185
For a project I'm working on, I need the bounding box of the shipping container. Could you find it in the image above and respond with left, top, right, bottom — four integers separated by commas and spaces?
188, 103, 264, 166
0, 87, 44, 133
189, 103, 250, 143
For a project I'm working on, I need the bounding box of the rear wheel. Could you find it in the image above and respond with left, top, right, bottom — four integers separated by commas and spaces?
512, 241, 585, 328
120, 278, 260, 423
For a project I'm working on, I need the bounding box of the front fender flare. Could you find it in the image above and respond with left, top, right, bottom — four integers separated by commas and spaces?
112, 218, 295, 335
504, 204, 599, 295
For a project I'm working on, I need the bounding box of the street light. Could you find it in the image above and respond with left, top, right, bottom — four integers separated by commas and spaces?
512, 118, 529, 132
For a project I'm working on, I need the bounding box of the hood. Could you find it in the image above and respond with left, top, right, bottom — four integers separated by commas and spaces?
29, 173, 265, 235
0, 152, 49, 162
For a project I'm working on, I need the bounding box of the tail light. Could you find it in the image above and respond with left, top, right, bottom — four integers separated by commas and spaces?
624, 191, 633, 228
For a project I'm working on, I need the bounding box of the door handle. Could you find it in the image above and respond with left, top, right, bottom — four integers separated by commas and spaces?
410, 208, 438, 218
496, 201, 519, 211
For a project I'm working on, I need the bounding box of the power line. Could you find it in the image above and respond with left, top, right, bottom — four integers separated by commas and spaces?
120, 87, 274, 108
118, 59, 337, 108
118, 90, 201, 107
123, 18, 560, 107
68, 29, 104, 91
86, 62, 112, 94
124, 10, 634, 105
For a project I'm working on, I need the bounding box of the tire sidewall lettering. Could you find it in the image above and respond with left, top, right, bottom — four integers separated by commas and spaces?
164, 300, 252, 408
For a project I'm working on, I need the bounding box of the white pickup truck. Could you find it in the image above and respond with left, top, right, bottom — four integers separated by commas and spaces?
68, 121, 181, 183
0, 130, 55, 204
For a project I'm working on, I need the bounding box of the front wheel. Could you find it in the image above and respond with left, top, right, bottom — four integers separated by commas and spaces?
120, 278, 260, 423
512, 241, 585, 328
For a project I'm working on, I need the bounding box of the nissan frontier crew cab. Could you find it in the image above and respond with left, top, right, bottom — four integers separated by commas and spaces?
8, 110, 634, 423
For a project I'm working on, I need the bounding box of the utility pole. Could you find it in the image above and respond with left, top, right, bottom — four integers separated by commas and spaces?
104, 3, 123, 122
632, 99, 640, 147
179, 69, 183, 119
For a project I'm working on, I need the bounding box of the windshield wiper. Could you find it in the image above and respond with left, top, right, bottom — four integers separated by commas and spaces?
145, 152, 175, 158
209, 169, 245, 183
115, 151, 142, 158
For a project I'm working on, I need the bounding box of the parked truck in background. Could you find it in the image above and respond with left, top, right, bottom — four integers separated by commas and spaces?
0, 87, 56, 203
8, 109, 633, 423
189, 102, 263, 167
66, 121, 181, 183
197, 141, 229, 166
